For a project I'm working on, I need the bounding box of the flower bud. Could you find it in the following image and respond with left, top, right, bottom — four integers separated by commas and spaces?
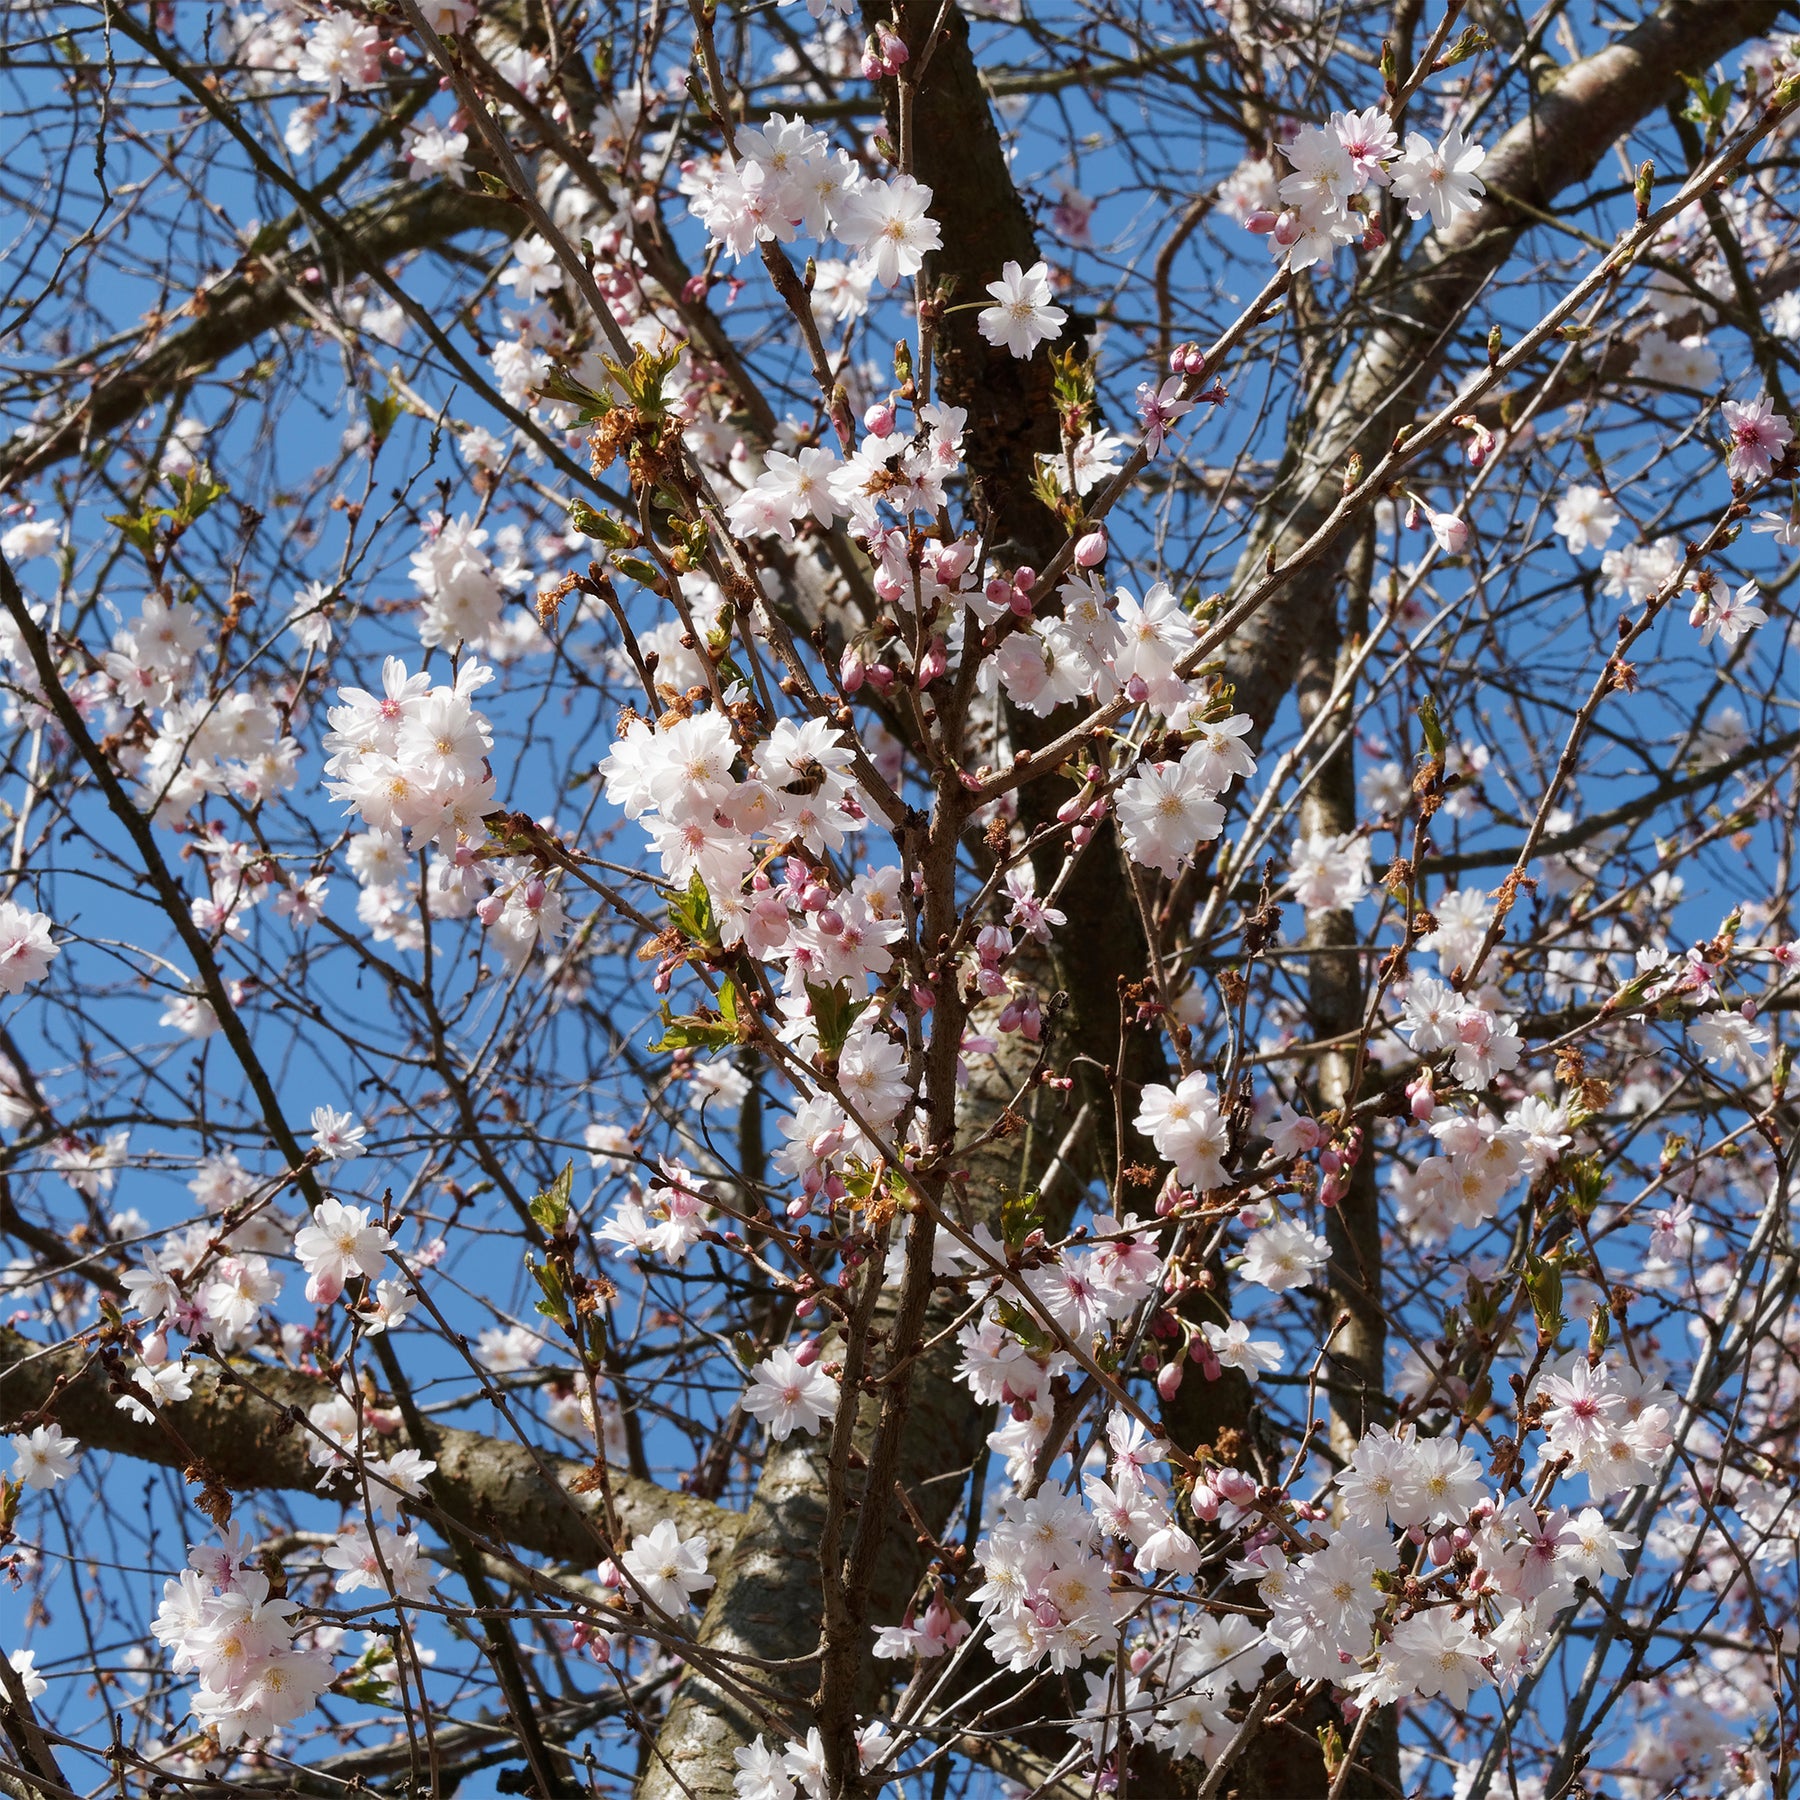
1156, 1360, 1184, 1400
1073, 526, 1108, 567
934, 539, 976, 584
1407, 1071, 1435, 1121
839, 646, 866, 694
863, 398, 897, 437
793, 1336, 821, 1366
1243, 209, 1278, 235
476, 893, 506, 926
306, 1270, 344, 1307
140, 1329, 169, 1367
1214, 1467, 1257, 1506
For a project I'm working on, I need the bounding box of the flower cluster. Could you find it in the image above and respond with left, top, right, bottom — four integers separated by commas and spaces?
152, 1530, 333, 1744
683, 114, 941, 288
1238, 108, 1486, 269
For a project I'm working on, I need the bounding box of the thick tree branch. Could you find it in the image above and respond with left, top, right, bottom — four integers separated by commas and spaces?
0, 1323, 732, 1562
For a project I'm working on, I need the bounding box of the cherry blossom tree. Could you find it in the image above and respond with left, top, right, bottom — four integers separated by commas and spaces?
2, 0, 1799, 1795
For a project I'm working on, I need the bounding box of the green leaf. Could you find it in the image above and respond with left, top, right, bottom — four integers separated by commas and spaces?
104, 506, 172, 555
805, 980, 867, 1061
993, 1297, 1054, 1353
568, 499, 635, 546
1418, 694, 1447, 760
1001, 1187, 1042, 1254
528, 1256, 571, 1328
649, 1002, 738, 1053
668, 872, 721, 951
1523, 1250, 1566, 1342
611, 553, 665, 591
172, 464, 228, 523
540, 364, 613, 421
529, 1160, 574, 1233
1434, 24, 1489, 68
365, 387, 402, 451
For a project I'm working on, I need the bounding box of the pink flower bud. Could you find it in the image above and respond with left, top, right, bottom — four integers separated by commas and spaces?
816, 907, 843, 935
793, 1336, 821, 1366
1407, 1071, 1435, 1121
1073, 527, 1107, 568
1071, 824, 1092, 847
1129, 1645, 1153, 1675
1214, 1467, 1257, 1506
1272, 211, 1301, 247
873, 567, 905, 604
681, 273, 710, 304
1012, 566, 1036, 594
787, 1195, 813, 1220
877, 21, 909, 64
476, 893, 506, 926
802, 883, 830, 911
306, 1271, 344, 1307
140, 1329, 169, 1367
1181, 346, 1205, 375
917, 636, 948, 686
864, 398, 897, 437
839, 646, 866, 694
1156, 1360, 1184, 1400
1008, 586, 1033, 618
1244, 209, 1278, 235
598, 1558, 624, 1588
864, 662, 895, 694
934, 539, 976, 584
1124, 673, 1149, 704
